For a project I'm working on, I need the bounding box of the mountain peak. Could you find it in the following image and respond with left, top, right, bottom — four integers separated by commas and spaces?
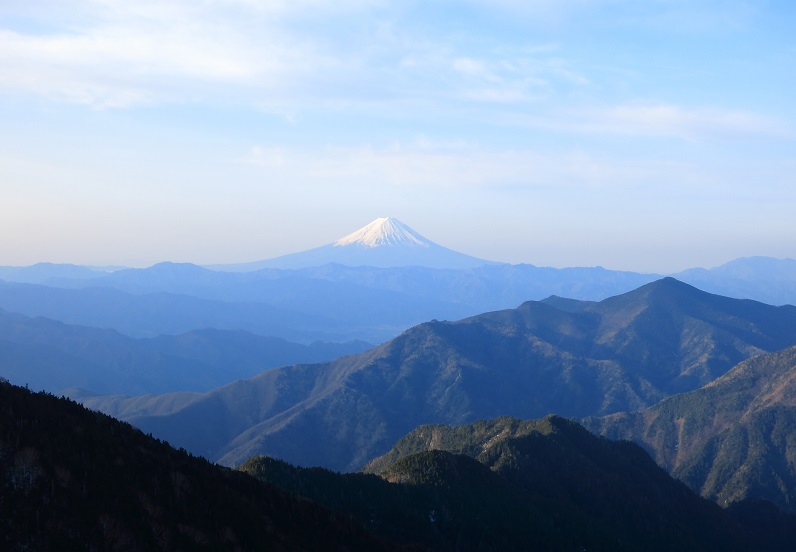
210, 217, 495, 270
333, 218, 432, 249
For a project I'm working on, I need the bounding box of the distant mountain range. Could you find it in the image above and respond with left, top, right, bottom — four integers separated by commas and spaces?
1, 219, 794, 349
0, 262, 124, 283
4, 258, 794, 349
0, 308, 370, 396
0, 261, 664, 343
0, 278, 354, 342
674, 256, 796, 306
79, 278, 796, 472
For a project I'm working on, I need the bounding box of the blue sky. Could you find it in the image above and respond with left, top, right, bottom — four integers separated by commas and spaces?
1, 0, 794, 273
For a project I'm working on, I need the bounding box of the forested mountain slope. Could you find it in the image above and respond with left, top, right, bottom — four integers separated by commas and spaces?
243, 416, 794, 551
0, 380, 409, 551
585, 345, 796, 512
83, 278, 796, 471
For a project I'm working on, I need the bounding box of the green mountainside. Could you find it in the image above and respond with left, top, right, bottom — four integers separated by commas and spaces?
83, 278, 796, 471
243, 415, 796, 552
584, 345, 796, 512
0, 380, 406, 551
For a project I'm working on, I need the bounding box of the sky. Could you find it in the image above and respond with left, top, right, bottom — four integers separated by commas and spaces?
1, 0, 794, 273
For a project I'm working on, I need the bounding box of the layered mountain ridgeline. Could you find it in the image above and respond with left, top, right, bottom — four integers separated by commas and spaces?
5, 256, 796, 320
0, 262, 658, 345
2, 223, 794, 348
0, 380, 410, 552
242, 416, 794, 552
0, 262, 124, 284
8, 257, 794, 350
584, 345, 796, 512
82, 278, 796, 471
0, 260, 654, 308
0, 308, 370, 396
0, 276, 462, 344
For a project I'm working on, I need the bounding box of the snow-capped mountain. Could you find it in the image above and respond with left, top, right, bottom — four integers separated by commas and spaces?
333, 217, 430, 248
212, 217, 496, 270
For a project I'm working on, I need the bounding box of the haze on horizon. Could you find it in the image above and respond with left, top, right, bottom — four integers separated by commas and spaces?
1, 1, 794, 274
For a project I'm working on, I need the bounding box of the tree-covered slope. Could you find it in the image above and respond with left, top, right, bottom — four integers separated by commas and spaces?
0, 380, 407, 551
585, 345, 796, 511
243, 416, 791, 552
86, 278, 796, 471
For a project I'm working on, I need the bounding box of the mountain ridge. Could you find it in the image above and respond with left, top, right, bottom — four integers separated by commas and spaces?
79, 278, 796, 472
8, 377, 794, 552
242, 414, 778, 551
0, 308, 371, 396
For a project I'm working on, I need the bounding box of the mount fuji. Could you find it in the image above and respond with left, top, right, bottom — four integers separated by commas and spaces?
214, 217, 497, 270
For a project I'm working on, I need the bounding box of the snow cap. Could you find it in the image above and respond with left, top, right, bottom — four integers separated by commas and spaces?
333, 217, 432, 248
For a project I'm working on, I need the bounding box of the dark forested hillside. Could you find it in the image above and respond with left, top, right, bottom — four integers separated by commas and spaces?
5, 364, 796, 551
0, 380, 407, 551
243, 415, 795, 552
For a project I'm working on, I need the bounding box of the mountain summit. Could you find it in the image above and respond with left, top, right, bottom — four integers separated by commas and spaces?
85, 277, 796, 472
214, 217, 496, 270
333, 217, 429, 248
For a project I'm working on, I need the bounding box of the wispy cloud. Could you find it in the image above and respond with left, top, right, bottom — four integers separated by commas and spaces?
450, 56, 555, 103
2, 0, 790, 151
460, 0, 762, 32
0, 0, 343, 108
483, 103, 792, 142
0, 25, 262, 107
579, 104, 792, 141
0, 0, 589, 110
